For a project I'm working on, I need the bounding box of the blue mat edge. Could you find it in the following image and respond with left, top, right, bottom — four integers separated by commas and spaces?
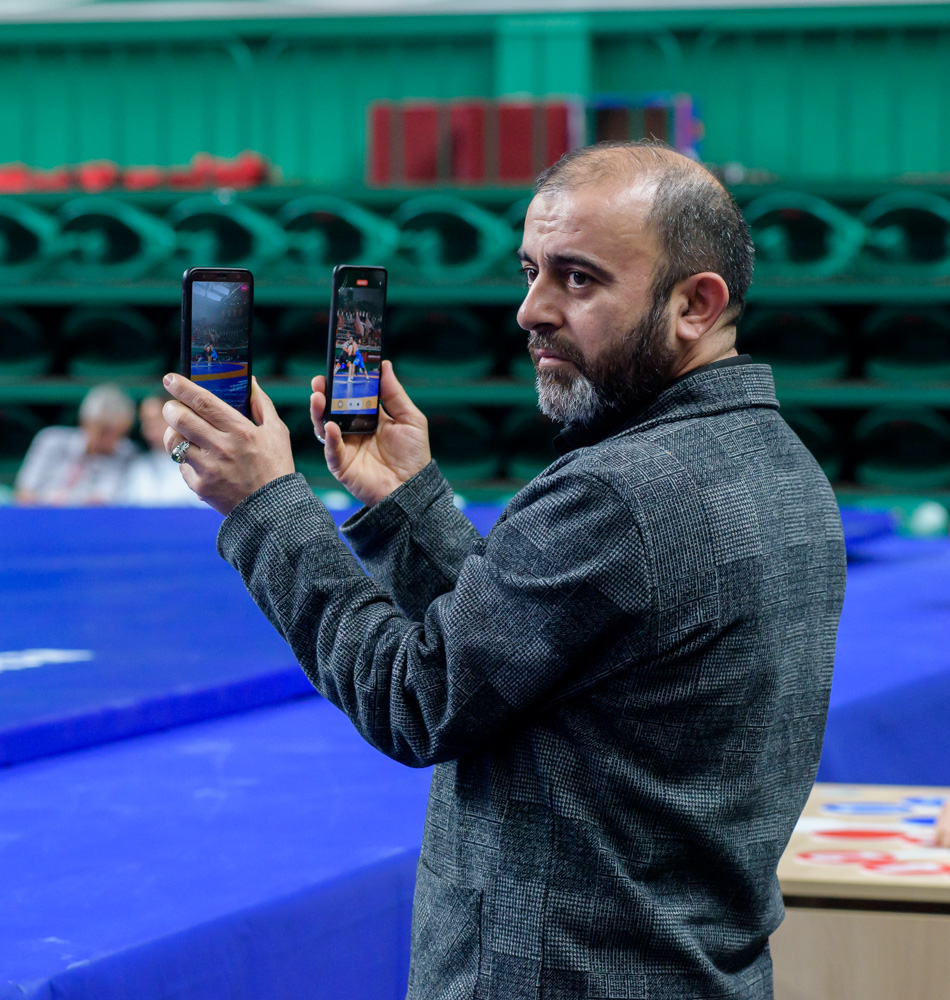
1, 847, 420, 1000
0, 668, 316, 768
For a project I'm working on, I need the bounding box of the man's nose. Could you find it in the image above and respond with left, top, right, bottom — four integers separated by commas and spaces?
517, 275, 562, 332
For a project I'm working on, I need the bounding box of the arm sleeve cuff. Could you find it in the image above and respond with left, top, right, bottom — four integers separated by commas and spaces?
341, 460, 452, 556
217, 472, 340, 567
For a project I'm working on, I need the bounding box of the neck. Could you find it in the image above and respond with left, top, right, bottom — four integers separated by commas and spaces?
668, 333, 738, 381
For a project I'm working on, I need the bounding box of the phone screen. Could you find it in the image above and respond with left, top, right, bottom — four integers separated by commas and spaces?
188, 278, 252, 417
326, 267, 386, 433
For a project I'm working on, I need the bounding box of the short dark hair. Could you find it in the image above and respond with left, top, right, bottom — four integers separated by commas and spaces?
535, 140, 755, 324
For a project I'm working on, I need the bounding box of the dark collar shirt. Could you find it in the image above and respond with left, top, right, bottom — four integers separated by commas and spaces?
218, 361, 846, 1000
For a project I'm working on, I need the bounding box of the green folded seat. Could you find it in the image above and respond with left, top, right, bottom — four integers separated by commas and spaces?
854, 406, 950, 490
278, 196, 400, 271
861, 191, 950, 279
862, 307, 950, 382
393, 195, 516, 282
388, 308, 494, 382
0, 309, 52, 376
63, 308, 164, 378
743, 192, 864, 279
740, 307, 847, 381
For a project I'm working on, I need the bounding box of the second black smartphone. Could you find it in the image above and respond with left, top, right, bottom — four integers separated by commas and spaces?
181, 267, 253, 419
323, 265, 387, 434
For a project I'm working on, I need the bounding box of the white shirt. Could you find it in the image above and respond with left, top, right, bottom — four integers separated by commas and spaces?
15, 426, 137, 506
117, 451, 207, 507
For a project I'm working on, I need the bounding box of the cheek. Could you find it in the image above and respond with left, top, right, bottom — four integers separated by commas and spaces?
569, 298, 631, 357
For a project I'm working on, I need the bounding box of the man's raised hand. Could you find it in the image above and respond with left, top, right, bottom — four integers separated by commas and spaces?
163, 374, 294, 516
310, 360, 431, 507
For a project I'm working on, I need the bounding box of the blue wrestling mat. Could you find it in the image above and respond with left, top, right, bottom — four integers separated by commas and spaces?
0, 505, 924, 780
1, 499, 947, 1000
839, 507, 897, 552
0, 507, 318, 765
0, 503, 489, 768
0, 697, 432, 1000
819, 533, 950, 785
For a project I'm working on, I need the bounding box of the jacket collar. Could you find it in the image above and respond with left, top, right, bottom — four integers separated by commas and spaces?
554, 359, 777, 456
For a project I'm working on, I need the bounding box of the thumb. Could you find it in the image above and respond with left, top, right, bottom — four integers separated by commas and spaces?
378, 361, 423, 423
250, 376, 279, 426
323, 419, 346, 474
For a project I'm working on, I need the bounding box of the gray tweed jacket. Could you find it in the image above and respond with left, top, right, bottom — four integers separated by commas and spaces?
218, 363, 846, 1000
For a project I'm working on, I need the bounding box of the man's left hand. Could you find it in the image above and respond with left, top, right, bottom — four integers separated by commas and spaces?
162, 374, 294, 516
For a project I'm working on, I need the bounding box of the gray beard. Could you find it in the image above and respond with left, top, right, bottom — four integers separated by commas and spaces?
535, 368, 604, 427
530, 295, 676, 429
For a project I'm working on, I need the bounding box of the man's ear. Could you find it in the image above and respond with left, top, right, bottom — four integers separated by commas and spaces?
671, 272, 731, 343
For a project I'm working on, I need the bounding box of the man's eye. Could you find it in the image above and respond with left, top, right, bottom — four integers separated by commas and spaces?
521, 268, 537, 285
567, 271, 591, 287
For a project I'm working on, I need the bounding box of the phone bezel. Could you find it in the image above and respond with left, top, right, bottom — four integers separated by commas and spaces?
324, 264, 387, 435
181, 267, 254, 418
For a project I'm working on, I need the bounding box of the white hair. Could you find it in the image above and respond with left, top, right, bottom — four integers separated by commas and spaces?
78, 384, 135, 425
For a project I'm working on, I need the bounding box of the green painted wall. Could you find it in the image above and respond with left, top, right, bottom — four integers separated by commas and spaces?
594, 25, 950, 179
1, 7, 949, 183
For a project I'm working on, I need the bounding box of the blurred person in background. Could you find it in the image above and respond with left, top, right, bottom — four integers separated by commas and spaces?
15, 384, 136, 506
117, 395, 205, 507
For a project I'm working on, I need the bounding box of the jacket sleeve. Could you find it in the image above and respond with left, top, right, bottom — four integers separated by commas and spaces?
217, 467, 651, 767
340, 461, 480, 621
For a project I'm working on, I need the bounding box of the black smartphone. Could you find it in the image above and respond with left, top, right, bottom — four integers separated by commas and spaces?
323, 265, 387, 434
181, 267, 253, 419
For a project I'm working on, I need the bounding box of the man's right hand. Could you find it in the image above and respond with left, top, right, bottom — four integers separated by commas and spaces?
311, 360, 431, 508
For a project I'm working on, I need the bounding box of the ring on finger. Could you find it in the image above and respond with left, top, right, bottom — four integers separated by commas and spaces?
314, 429, 326, 445
171, 439, 192, 464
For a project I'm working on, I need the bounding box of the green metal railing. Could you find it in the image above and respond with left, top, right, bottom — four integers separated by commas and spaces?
4, 187, 950, 293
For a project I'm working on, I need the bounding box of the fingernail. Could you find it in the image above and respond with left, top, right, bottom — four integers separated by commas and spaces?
163, 374, 173, 387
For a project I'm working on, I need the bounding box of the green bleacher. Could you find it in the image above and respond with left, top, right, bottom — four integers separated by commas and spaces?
1, 4, 949, 510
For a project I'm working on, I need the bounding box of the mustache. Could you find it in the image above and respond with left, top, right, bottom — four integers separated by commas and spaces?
526, 331, 588, 371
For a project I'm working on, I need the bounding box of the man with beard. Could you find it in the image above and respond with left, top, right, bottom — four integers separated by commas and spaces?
161, 142, 846, 999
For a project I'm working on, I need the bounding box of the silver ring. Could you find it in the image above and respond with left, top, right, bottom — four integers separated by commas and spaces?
314, 429, 326, 445
170, 440, 191, 464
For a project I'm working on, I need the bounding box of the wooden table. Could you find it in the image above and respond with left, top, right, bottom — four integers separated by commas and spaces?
772, 783, 950, 999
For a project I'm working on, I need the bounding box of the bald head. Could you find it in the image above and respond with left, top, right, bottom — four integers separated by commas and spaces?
535, 141, 699, 194
535, 141, 754, 325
